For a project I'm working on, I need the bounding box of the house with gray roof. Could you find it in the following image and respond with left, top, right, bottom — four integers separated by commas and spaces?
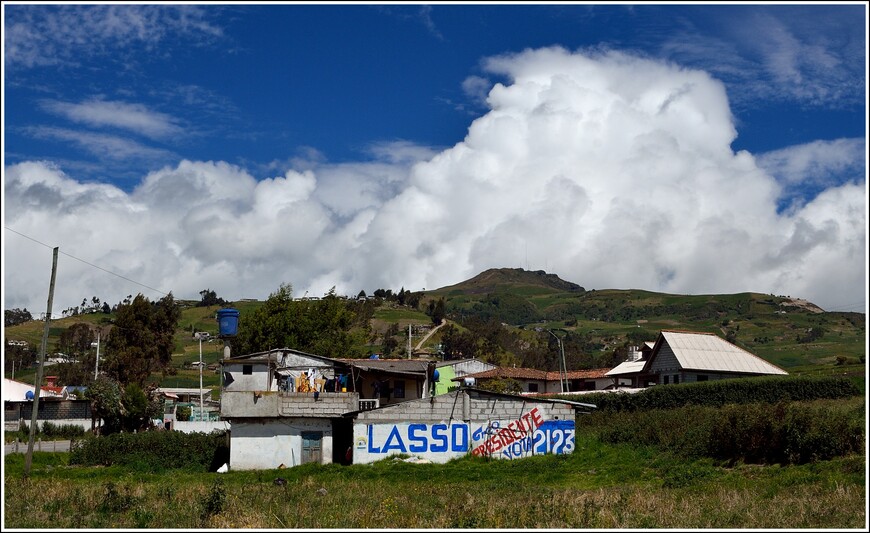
606, 330, 787, 387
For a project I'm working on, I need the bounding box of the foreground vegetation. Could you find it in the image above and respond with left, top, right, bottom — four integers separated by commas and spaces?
5, 386, 866, 529
4, 434, 864, 529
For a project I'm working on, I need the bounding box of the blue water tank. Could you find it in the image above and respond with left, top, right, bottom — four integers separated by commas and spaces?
25, 390, 34, 400
433, 369, 440, 381
217, 308, 240, 337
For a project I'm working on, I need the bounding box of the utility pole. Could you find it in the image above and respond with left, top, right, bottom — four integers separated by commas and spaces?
199, 336, 204, 421
93, 330, 101, 380
25, 246, 58, 479
547, 329, 567, 393
407, 324, 412, 359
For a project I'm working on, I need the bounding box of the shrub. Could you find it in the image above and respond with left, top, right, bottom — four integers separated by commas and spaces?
69, 429, 229, 472
8, 421, 86, 441
590, 398, 865, 465
574, 375, 860, 413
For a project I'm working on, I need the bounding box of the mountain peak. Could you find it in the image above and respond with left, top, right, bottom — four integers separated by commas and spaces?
437, 268, 585, 295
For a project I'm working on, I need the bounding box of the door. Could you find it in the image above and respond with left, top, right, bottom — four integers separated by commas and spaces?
301, 432, 323, 464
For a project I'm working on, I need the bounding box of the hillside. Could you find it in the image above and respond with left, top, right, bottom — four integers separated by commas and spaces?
435, 267, 585, 295
423, 268, 864, 369
4, 269, 866, 386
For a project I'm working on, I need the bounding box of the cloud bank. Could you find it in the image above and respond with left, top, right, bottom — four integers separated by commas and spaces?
4, 47, 866, 315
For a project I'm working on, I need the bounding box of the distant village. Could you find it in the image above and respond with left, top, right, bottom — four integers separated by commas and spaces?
5, 307, 788, 470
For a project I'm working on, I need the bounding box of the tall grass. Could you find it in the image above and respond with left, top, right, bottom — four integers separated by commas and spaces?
584, 397, 865, 465
5, 435, 865, 529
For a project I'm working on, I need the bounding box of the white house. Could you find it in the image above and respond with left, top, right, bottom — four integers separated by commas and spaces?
606, 330, 788, 387
219, 348, 360, 470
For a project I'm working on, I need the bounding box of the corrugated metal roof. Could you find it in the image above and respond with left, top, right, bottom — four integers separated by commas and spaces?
605, 360, 647, 376
660, 331, 788, 375
338, 358, 430, 375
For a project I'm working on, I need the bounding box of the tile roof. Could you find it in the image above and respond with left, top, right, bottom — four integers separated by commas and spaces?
562, 368, 612, 379
460, 367, 612, 381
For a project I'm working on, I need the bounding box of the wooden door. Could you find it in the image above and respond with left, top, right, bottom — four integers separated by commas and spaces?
301, 431, 323, 464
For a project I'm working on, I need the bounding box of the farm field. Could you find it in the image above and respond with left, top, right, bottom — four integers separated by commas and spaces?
3, 434, 864, 529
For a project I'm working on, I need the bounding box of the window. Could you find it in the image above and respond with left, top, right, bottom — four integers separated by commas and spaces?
393, 380, 405, 398
673, 375, 680, 384
242, 365, 252, 375
663, 375, 670, 385
528, 383, 539, 393
696, 375, 708, 382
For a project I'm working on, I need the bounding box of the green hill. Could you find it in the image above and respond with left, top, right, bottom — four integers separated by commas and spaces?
5, 268, 866, 387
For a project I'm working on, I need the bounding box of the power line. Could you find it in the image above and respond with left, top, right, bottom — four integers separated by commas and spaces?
4, 226, 170, 298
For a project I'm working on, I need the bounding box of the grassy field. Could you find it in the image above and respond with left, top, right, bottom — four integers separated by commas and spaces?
3, 434, 865, 529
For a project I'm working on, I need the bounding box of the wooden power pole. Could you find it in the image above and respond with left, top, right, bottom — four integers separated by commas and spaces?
24, 246, 59, 478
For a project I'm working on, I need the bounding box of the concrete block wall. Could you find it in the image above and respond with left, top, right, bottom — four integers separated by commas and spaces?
222, 390, 360, 418
355, 392, 468, 422
221, 390, 280, 417
279, 392, 359, 417
352, 390, 578, 465
13, 400, 92, 421
355, 391, 574, 423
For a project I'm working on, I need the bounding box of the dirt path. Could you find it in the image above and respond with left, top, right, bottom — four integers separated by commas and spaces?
415, 318, 447, 351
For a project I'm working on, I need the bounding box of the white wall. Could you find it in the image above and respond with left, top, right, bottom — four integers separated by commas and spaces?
173, 420, 230, 434
229, 418, 333, 470
223, 362, 271, 392
353, 406, 575, 464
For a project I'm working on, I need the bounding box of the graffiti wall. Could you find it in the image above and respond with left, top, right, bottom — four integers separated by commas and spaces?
352, 406, 575, 464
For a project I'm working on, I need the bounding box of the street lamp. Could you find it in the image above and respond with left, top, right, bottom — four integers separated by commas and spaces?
546, 329, 567, 393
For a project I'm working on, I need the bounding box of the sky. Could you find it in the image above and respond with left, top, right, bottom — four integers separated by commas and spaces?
2, 1, 868, 321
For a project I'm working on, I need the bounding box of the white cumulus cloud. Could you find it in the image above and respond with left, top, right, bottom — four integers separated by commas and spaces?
3, 47, 866, 316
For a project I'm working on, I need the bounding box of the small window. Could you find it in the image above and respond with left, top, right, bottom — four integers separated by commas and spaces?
696, 375, 708, 382
528, 383, 539, 393
673, 375, 680, 384
663, 375, 670, 385
393, 380, 405, 398
242, 365, 253, 375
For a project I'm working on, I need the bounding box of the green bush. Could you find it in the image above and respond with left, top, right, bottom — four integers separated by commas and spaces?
69, 429, 229, 472
41, 421, 87, 439
8, 421, 86, 441
574, 375, 860, 413
589, 398, 865, 465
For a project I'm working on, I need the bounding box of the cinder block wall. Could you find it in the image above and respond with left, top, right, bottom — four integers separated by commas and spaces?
356, 390, 574, 423
279, 392, 359, 417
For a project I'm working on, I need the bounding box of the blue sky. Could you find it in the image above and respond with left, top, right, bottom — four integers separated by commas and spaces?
2, 2, 867, 318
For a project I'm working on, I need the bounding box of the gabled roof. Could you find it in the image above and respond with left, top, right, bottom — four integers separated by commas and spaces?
223, 348, 345, 368
645, 330, 788, 375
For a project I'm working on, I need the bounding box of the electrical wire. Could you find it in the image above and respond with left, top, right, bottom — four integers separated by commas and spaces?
5, 226, 170, 299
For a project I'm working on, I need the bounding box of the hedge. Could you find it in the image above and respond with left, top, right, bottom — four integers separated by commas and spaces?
585, 398, 865, 465
570, 375, 860, 413
69, 430, 229, 472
